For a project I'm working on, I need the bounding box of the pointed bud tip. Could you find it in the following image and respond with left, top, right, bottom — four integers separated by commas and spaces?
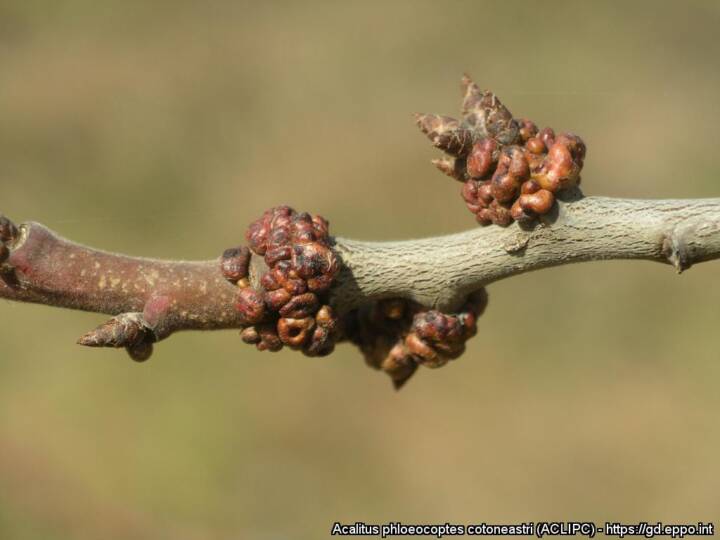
413, 112, 430, 127
390, 363, 418, 390
75, 313, 148, 349
77, 332, 101, 347
461, 73, 481, 92
414, 114, 461, 140
414, 113, 434, 135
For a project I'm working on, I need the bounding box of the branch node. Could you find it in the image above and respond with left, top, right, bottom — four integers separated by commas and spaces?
503, 231, 531, 254
662, 231, 690, 274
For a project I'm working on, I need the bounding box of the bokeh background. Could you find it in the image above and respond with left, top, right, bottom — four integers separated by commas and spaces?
1, 1, 719, 538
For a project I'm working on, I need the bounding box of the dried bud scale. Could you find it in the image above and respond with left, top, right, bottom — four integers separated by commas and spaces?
414, 114, 474, 157
432, 156, 467, 181
0, 215, 18, 244
416, 74, 586, 226
0, 215, 19, 267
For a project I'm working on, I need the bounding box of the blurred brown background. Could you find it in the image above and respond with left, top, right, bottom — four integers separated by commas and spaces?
1, 1, 719, 538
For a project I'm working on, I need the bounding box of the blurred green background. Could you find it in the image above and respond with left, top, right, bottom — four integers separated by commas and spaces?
1, 1, 720, 538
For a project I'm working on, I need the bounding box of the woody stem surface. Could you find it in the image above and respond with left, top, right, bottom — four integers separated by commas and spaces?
2, 193, 720, 338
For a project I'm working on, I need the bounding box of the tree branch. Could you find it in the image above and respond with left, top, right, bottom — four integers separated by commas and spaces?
3, 191, 720, 332
6, 77, 717, 385
332, 190, 720, 313
2, 189, 719, 383
0, 220, 243, 334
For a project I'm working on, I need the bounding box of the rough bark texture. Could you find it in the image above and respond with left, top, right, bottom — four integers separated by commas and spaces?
2, 192, 720, 341
332, 191, 720, 313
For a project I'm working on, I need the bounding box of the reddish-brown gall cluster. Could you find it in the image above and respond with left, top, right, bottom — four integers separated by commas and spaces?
416, 75, 586, 226
345, 290, 488, 388
221, 206, 340, 357
220, 207, 490, 387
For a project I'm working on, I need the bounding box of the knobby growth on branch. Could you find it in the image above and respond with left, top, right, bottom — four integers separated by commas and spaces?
2, 75, 720, 388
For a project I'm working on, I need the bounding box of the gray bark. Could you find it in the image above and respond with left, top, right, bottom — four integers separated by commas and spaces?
332, 192, 720, 312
